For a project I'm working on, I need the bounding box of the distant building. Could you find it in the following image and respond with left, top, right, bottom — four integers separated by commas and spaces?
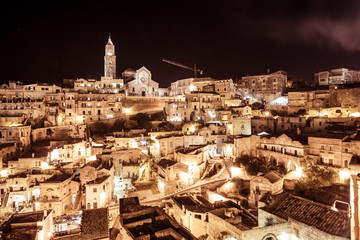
104, 35, 116, 78
238, 70, 287, 103
125, 66, 160, 97
315, 68, 360, 86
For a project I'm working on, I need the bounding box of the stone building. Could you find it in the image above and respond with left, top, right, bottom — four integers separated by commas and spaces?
257, 133, 309, 171
251, 117, 275, 135
238, 70, 287, 103
165, 91, 223, 122
153, 144, 222, 194
155, 134, 204, 158
35, 172, 78, 216
73, 77, 124, 93
166, 195, 212, 238
315, 67, 360, 86
228, 116, 251, 135
170, 77, 215, 96
61, 91, 125, 125
287, 87, 330, 114
0, 210, 54, 240
328, 84, 360, 108
104, 35, 116, 78
234, 135, 261, 157
275, 116, 308, 134
242, 193, 350, 240
85, 174, 113, 209
125, 66, 160, 97
156, 159, 177, 195
308, 133, 352, 168
246, 171, 283, 207
0, 125, 31, 151
112, 197, 197, 240
208, 207, 257, 240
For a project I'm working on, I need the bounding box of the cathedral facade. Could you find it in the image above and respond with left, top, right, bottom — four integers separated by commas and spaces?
125, 67, 160, 97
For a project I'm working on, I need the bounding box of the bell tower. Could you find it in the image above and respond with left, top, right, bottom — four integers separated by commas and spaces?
104, 34, 116, 78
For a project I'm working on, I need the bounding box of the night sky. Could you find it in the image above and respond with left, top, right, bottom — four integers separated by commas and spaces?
1, 0, 360, 87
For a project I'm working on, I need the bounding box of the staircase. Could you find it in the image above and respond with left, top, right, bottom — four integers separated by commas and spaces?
1, 192, 9, 208
73, 192, 84, 210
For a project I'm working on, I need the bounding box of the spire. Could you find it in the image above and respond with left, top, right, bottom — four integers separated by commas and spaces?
107, 33, 113, 45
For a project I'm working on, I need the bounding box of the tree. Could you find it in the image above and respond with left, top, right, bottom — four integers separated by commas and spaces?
112, 119, 125, 132
235, 155, 286, 176
250, 102, 264, 110
295, 164, 338, 189
124, 120, 139, 129
294, 109, 307, 117
151, 111, 165, 121
158, 121, 175, 131
89, 121, 109, 136
130, 113, 152, 129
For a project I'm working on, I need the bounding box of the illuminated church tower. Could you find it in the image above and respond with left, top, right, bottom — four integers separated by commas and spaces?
104, 35, 116, 78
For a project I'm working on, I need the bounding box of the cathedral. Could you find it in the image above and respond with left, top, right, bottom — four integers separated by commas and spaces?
104, 35, 160, 97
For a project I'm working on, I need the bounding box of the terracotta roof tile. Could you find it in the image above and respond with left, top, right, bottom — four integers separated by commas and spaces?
267, 193, 350, 238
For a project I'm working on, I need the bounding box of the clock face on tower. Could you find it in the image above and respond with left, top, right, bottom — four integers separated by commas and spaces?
107, 50, 112, 56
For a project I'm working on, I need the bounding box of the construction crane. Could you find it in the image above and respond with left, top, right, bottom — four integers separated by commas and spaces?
162, 58, 203, 78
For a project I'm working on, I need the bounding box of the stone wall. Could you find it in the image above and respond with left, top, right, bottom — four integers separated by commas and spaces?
208, 210, 243, 240
32, 125, 86, 142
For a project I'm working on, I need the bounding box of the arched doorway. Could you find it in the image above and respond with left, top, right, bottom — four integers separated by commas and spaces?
140, 87, 146, 96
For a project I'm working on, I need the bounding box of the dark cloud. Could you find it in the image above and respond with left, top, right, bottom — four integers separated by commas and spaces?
298, 13, 360, 52
241, 0, 360, 53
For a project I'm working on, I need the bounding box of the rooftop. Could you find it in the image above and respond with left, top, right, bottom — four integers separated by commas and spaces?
120, 197, 149, 214
266, 193, 350, 238
308, 133, 349, 140
0, 210, 52, 240
120, 206, 197, 240
262, 171, 282, 183
157, 159, 177, 169
172, 196, 212, 213
44, 172, 73, 183
87, 175, 109, 185
175, 145, 206, 154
